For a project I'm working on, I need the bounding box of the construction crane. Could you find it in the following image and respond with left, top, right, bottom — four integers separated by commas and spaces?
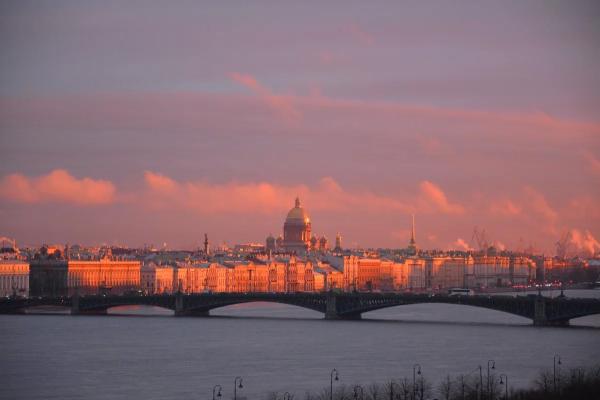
471, 227, 489, 253
556, 231, 572, 259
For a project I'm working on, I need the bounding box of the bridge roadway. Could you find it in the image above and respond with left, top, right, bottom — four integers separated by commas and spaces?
2, 292, 600, 326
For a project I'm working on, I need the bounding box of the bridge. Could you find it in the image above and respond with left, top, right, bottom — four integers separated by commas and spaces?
2, 292, 600, 326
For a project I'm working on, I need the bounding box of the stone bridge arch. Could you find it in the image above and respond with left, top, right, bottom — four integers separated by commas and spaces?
177, 293, 328, 316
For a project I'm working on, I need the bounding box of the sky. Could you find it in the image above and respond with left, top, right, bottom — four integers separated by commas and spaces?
0, 1, 599, 254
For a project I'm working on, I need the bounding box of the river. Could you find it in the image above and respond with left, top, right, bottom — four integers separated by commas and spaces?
1, 289, 599, 400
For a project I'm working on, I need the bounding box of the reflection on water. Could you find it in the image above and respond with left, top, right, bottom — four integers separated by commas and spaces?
1, 290, 598, 400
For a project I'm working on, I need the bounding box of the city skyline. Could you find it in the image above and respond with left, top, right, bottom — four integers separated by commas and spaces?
1, 2, 599, 253
1, 4, 600, 400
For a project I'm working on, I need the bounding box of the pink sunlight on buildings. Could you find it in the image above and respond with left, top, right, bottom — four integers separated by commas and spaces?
0, 2, 599, 254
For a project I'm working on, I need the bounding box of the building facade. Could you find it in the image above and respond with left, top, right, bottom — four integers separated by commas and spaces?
30, 258, 141, 297
0, 261, 29, 297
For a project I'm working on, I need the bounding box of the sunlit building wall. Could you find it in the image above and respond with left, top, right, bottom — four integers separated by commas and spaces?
141, 263, 174, 294
233, 263, 270, 292
357, 258, 382, 291
174, 264, 208, 293
428, 257, 466, 289
315, 263, 344, 291
313, 270, 326, 291
354, 258, 395, 291
206, 263, 232, 292
0, 261, 29, 297
267, 261, 287, 292
405, 258, 426, 290
469, 256, 511, 287
510, 257, 536, 285
391, 262, 407, 289
321, 254, 358, 291
67, 259, 141, 295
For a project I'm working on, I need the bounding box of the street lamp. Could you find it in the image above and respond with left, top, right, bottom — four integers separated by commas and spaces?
553, 354, 561, 393
413, 364, 421, 400
499, 374, 508, 400
234, 376, 243, 400
487, 360, 495, 399
353, 385, 364, 400
330, 369, 339, 400
212, 385, 222, 400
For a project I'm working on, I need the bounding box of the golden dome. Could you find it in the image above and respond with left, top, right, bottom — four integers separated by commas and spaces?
285, 197, 310, 224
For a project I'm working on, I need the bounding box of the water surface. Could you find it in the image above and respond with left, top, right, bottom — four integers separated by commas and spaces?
1, 290, 598, 400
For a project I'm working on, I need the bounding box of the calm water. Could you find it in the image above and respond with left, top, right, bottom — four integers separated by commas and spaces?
1, 290, 599, 400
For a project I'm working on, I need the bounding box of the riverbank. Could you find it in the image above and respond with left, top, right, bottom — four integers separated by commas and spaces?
286, 364, 600, 400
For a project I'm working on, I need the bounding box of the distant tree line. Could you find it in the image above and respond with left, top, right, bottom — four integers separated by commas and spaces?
263, 364, 600, 400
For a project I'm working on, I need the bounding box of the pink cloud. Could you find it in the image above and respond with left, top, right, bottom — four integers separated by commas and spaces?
230, 72, 301, 121
489, 199, 522, 216
143, 171, 412, 215
0, 169, 116, 205
569, 229, 600, 256
583, 151, 600, 176
418, 181, 465, 214
450, 238, 473, 251
142, 172, 467, 218
523, 186, 558, 223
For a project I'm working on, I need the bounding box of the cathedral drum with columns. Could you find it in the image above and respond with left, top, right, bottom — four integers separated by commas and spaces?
283, 197, 311, 254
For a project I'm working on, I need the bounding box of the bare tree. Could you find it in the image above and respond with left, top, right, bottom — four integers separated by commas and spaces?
398, 378, 411, 400
437, 375, 452, 400
533, 369, 552, 395
368, 383, 381, 400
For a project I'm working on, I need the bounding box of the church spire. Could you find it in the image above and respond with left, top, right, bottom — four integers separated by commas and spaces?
408, 214, 418, 255
410, 214, 416, 245
204, 233, 210, 256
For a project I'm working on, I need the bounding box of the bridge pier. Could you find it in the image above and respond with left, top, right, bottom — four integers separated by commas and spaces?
174, 292, 210, 317
70, 295, 109, 315
533, 296, 569, 327
325, 292, 362, 320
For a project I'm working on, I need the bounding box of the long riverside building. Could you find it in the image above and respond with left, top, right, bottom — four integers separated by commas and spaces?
136, 252, 537, 295
30, 258, 141, 297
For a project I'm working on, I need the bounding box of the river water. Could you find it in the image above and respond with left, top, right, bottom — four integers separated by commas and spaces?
1, 290, 599, 400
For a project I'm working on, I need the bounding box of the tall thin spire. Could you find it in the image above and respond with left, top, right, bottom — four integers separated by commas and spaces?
410, 214, 416, 245
408, 214, 418, 255
204, 233, 210, 256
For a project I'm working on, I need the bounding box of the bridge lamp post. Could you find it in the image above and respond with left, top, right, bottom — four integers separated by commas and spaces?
499, 374, 508, 400
553, 354, 561, 394
487, 360, 495, 399
234, 376, 243, 400
412, 364, 421, 400
330, 368, 339, 400
212, 385, 222, 400
353, 385, 364, 400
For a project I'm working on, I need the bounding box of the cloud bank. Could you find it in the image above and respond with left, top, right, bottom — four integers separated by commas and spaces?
0, 169, 116, 205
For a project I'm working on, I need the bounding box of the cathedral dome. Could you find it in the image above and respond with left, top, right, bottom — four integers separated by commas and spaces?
285, 197, 310, 224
